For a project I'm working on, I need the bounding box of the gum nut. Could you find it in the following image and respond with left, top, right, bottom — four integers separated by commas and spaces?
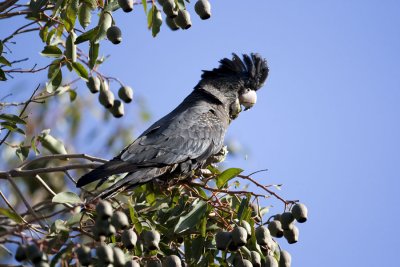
265, 255, 279, 267
250, 203, 259, 217
110, 100, 124, 118
255, 226, 271, 246
87, 76, 101, 93
239, 90, 257, 109
166, 17, 179, 30
75, 246, 92, 266
122, 229, 138, 249
26, 244, 43, 263
194, 0, 211, 20
174, 9, 191, 29
250, 251, 262, 267
125, 260, 140, 267
279, 250, 291, 267
118, 86, 133, 103
162, 255, 182, 267
268, 220, 284, 238
162, 0, 177, 18
96, 200, 113, 219
231, 226, 248, 246
146, 260, 162, 267
273, 214, 281, 221
283, 225, 299, 244
238, 259, 253, 267
291, 203, 308, 223
111, 211, 130, 229
279, 212, 295, 230
215, 231, 232, 250
118, 0, 133, 12
107, 26, 122, 44
96, 244, 114, 264
143, 230, 161, 250
94, 218, 113, 237
15, 244, 27, 262
240, 220, 252, 238
99, 87, 115, 109
113, 247, 126, 267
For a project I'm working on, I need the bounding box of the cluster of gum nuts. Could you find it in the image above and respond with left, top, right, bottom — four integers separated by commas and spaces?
76, 200, 183, 267
215, 203, 308, 267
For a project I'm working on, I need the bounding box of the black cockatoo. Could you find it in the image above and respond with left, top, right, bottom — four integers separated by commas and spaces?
77, 53, 269, 199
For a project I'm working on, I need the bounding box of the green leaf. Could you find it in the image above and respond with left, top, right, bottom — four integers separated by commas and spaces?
50, 219, 70, 233
147, 5, 154, 29
237, 194, 251, 222
46, 61, 62, 92
75, 26, 99, 44
216, 168, 243, 188
0, 208, 24, 223
39, 129, 67, 154
0, 69, 5, 81
16, 145, 30, 161
29, 0, 49, 13
0, 114, 26, 124
69, 90, 77, 102
72, 62, 88, 81
152, 7, 162, 37
62, 3, 77, 32
174, 200, 207, 234
0, 41, 3, 55
52, 192, 83, 204
0, 122, 25, 135
89, 41, 99, 69
142, 0, 147, 14
0, 56, 11, 66
128, 200, 142, 234
41, 45, 63, 57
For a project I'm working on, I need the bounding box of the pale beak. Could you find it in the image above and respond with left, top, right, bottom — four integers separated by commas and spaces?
239, 90, 257, 110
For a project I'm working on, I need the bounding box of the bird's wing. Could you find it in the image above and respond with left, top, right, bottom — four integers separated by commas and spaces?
76, 95, 228, 188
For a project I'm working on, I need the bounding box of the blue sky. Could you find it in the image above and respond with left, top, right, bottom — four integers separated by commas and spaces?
1, 0, 400, 266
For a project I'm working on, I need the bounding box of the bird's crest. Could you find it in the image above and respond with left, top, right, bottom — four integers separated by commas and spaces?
201, 53, 269, 90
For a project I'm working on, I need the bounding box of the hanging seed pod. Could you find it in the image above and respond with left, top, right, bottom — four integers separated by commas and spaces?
255, 226, 272, 246
96, 200, 113, 219
215, 231, 232, 250
75, 246, 92, 266
174, 9, 191, 29
95, 11, 113, 43
110, 100, 124, 118
99, 80, 114, 109
231, 226, 248, 247
118, 86, 133, 103
194, 0, 211, 20
78, 2, 92, 29
268, 220, 284, 238
250, 251, 262, 267
118, 0, 133, 12
125, 261, 140, 267
65, 31, 77, 63
166, 17, 179, 31
162, 0, 177, 18
280, 212, 295, 230
113, 247, 126, 267
122, 229, 138, 249
96, 244, 114, 264
279, 250, 292, 267
142, 230, 161, 250
111, 211, 129, 229
15, 245, 27, 262
283, 225, 299, 244
291, 203, 308, 223
162, 255, 182, 267
26, 244, 43, 263
86, 76, 101, 93
265, 255, 279, 267
107, 26, 122, 44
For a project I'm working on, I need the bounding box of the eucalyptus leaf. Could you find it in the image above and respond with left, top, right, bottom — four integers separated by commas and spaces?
216, 167, 243, 188
174, 200, 207, 233
52, 192, 83, 204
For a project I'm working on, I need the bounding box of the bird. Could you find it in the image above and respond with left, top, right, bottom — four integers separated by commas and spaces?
76, 53, 269, 199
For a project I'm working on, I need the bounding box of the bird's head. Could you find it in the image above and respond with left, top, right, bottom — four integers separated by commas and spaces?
197, 53, 269, 113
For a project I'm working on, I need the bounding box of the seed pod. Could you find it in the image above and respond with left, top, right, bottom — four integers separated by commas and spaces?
166, 17, 179, 31
95, 11, 113, 42
255, 226, 271, 246
234, 258, 253, 267
250, 251, 262, 267
240, 220, 252, 239
107, 26, 122, 44
215, 231, 232, 250
279, 212, 295, 230
118, 86, 133, 103
279, 250, 291, 267
96, 200, 113, 219
99, 82, 115, 109
291, 203, 308, 223
26, 244, 43, 263
125, 261, 140, 267
122, 229, 138, 249
111, 211, 129, 229
87, 76, 101, 93
110, 100, 124, 118
96, 244, 114, 264
113, 247, 126, 267
143, 230, 161, 250
283, 225, 299, 244
250, 203, 260, 217
231, 226, 248, 247
118, 0, 133, 12
174, 10, 191, 30
75, 246, 92, 266
265, 255, 279, 267
268, 220, 284, 238
15, 245, 27, 262
65, 31, 77, 63
162, 0, 177, 18
78, 2, 92, 29
194, 0, 211, 20
94, 219, 116, 237
146, 259, 162, 267
162, 255, 182, 267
